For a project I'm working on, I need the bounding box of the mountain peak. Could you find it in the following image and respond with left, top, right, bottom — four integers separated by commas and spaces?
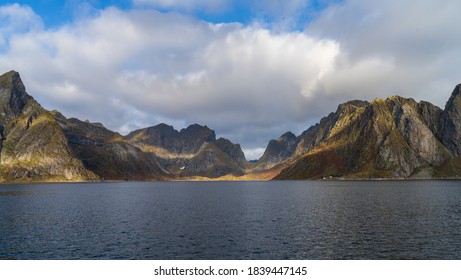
0, 70, 33, 123
181, 124, 216, 142
440, 83, 461, 157
0, 70, 24, 90
386, 95, 416, 104
0, 70, 19, 77
279, 131, 296, 141
182, 123, 211, 132
336, 100, 369, 116
340, 99, 369, 107
445, 83, 461, 111
256, 131, 299, 169
0, 70, 20, 79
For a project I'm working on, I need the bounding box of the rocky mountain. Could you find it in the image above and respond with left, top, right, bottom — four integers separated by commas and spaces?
440, 84, 461, 157
272, 88, 461, 180
126, 124, 248, 178
0, 70, 251, 181
52, 111, 168, 181
0, 71, 97, 182
1, 70, 460, 182
256, 132, 298, 170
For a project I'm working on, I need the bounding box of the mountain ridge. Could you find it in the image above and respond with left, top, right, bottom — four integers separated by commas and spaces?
273, 91, 461, 180
0, 70, 460, 182
126, 123, 248, 178
0, 71, 98, 182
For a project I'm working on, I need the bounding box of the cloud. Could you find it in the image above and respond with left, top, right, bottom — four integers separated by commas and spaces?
0, 4, 43, 47
307, 0, 461, 107
0, 5, 339, 159
248, 0, 312, 30
132, 0, 319, 30
132, 0, 230, 13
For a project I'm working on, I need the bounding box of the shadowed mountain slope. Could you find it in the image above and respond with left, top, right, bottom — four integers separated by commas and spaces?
126, 124, 248, 178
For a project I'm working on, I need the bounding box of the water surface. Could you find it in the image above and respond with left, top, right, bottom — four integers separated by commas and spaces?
1, 180, 460, 259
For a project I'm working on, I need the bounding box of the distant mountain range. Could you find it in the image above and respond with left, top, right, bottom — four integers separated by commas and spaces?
1, 70, 460, 182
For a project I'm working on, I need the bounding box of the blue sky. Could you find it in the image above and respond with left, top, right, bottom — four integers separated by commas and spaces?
1, 0, 461, 159
10, 0, 335, 29
12, 0, 132, 27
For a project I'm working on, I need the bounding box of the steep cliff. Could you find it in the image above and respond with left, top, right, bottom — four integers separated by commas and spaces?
0, 71, 97, 182
256, 132, 298, 170
441, 84, 461, 157
126, 124, 247, 178
52, 111, 167, 180
274, 93, 461, 180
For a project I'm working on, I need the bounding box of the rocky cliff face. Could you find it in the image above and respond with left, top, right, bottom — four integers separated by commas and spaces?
52, 111, 167, 180
441, 84, 461, 157
215, 137, 248, 168
0, 71, 249, 181
256, 132, 298, 170
0, 71, 97, 182
126, 124, 247, 178
0, 71, 30, 124
274, 91, 461, 180
126, 123, 215, 157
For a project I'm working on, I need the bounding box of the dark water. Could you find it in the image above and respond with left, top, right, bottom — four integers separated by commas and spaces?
1, 180, 461, 260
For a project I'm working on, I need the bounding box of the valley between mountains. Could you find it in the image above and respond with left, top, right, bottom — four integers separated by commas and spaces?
1, 70, 461, 182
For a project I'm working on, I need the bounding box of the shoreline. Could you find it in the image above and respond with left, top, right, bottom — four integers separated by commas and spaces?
1, 177, 460, 185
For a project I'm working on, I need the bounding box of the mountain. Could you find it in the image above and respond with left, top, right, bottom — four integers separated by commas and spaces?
0, 71, 170, 182
441, 84, 461, 157
0, 71, 97, 182
126, 124, 248, 178
273, 89, 461, 180
52, 111, 168, 180
255, 132, 298, 170
1, 70, 460, 182
0, 70, 250, 181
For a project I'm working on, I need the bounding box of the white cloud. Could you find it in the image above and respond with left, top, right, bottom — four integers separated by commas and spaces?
243, 148, 266, 161
249, 0, 312, 30
0, 6, 339, 157
0, 4, 42, 31
307, 0, 461, 107
132, 0, 316, 31
0, 4, 43, 47
132, 0, 229, 13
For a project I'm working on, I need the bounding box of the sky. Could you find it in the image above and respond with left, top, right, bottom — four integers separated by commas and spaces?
1, 0, 461, 160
